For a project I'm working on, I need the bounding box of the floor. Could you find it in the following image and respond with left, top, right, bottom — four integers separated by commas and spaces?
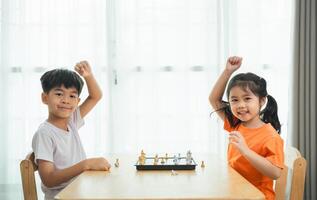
0, 184, 44, 200
0, 184, 23, 200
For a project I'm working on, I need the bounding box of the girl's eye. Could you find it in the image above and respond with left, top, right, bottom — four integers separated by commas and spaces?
70, 95, 77, 98
230, 99, 238, 102
245, 97, 252, 101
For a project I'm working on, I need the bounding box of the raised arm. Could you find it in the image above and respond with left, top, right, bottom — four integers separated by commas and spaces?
75, 61, 102, 118
209, 56, 242, 120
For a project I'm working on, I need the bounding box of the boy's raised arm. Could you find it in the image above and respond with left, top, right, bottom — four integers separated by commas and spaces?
209, 56, 242, 121
75, 61, 103, 118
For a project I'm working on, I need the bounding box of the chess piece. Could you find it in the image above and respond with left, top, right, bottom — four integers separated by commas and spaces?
114, 158, 119, 167
141, 150, 146, 158
138, 156, 145, 165
201, 161, 205, 168
165, 153, 168, 160
178, 153, 181, 161
138, 150, 146, 165
171, 170, 178, 176
154, 154, 159, 165
186, 150, 192, 164
173, 155, 178, 165
160, 158, 165, 164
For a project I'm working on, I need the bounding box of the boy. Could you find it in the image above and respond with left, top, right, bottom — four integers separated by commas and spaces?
32, 61, 111, 200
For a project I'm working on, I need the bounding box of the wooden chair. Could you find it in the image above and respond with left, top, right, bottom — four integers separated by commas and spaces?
275, 146, 307, 200
20, 152, 38, 200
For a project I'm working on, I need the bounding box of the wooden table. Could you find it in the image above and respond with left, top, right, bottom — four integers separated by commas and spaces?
55, 155, 265, 200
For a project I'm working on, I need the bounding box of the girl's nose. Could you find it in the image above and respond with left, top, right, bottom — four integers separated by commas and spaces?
238, 102, 245, 108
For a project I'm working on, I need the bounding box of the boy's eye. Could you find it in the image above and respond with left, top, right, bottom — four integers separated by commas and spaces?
55, 93, 63, 96
230, 99, 238, 102
70, 95, 77, 98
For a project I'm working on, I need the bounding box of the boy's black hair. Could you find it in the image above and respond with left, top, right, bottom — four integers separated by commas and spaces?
40, 69, 84, 95
221, 72, 281, 133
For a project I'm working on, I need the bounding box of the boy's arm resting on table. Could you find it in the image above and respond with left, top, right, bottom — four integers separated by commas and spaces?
75, 61, 103, 118
37, 157, 110, 188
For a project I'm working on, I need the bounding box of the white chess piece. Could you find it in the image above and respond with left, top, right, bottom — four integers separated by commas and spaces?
171, 170, 178, 176
115, 158, 119, 167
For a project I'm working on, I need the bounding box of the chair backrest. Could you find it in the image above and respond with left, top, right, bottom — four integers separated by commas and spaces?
275, 146, 307, 200
20, 152, 38, 200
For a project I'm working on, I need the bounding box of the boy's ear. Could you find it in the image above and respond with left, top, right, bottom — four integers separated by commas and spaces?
41, 92, 48, 104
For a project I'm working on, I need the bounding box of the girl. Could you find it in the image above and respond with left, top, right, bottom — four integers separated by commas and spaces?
209, 56, 284, 200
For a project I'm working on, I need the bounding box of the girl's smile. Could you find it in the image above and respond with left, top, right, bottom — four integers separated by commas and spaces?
229, 86, 265, 128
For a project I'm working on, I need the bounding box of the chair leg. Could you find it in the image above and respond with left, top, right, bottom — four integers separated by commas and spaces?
290, 157, 306, 200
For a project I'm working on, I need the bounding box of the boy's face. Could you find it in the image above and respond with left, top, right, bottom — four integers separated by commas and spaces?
42, 85, 80, 119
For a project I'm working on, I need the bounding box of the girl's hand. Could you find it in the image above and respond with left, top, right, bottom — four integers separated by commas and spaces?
226, 56, 242, 73
75, 61, 93, 78
229, 131, 250, 155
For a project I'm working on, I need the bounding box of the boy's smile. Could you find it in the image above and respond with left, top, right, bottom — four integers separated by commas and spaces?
42, 85, 80, 120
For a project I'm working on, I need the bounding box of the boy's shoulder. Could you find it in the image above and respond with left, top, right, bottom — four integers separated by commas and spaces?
35, 121, 51, 133
33, 121, 56, 141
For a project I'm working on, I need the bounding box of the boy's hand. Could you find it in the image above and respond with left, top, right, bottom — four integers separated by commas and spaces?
84, 157, 111, 171
75, 61, 93, 78
226, 56, 242, 73
229, 131, 250, 155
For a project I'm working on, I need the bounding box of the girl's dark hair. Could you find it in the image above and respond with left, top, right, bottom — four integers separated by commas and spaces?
40, 69, 84, 95
222, 72, 281, 133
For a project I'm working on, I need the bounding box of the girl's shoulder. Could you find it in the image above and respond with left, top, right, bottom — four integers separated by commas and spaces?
263, 123, 281, 136
259, 123, 284, 147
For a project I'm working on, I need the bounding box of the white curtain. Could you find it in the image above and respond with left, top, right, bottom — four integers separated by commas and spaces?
109, 0, 294, 153
0, 0, 111, 184
0, 0, 294, 187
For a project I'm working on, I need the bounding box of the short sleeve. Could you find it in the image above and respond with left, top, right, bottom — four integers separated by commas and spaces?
264, 135, 284, 169
224, 117, 234, 132
32, 131, 54, 165
70, 108, 85, 129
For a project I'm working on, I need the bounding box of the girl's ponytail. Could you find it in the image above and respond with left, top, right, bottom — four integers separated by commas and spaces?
261, 95, 281, 133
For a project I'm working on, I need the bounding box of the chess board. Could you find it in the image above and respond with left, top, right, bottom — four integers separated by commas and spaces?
135, 156, 197, 170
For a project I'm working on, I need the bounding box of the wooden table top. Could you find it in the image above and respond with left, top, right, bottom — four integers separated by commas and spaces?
55, 154, 265, 200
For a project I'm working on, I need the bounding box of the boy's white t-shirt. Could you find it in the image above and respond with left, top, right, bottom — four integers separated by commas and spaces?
32, 108, 86, 200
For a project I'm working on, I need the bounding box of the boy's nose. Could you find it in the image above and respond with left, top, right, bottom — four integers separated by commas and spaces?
61, 96, 70, 104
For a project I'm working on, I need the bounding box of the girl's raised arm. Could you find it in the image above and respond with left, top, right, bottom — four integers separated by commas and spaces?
209, 56, 242, 121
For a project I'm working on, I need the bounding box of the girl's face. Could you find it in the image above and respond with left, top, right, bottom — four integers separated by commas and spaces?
229, 86, 265, 127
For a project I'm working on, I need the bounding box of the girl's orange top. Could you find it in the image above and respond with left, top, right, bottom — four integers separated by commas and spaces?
224, 119, 284, 200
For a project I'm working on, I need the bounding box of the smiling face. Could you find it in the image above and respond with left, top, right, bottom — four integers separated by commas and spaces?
229, 86, 265, 127
42, 85, 80, 119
